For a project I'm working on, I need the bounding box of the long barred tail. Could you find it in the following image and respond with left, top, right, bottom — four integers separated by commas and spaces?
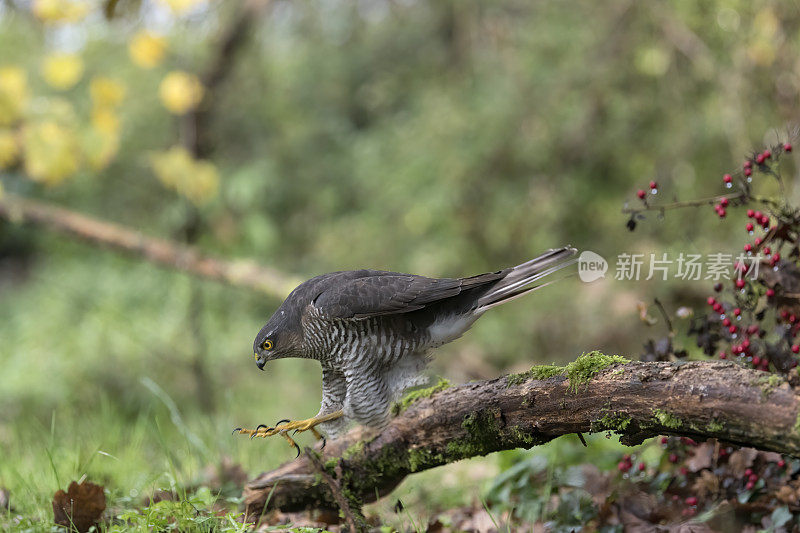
474, 246, 578, 313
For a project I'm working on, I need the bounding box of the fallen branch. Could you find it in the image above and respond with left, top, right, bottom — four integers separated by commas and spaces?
0, 192, 299, 298
242, 359, 800, 519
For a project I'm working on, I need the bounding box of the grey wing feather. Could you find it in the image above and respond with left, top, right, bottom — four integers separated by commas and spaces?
312, 275, 458, 319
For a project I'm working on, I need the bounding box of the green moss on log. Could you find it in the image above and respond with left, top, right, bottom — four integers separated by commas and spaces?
652, 409, 682, 429
757, 374, 784, 399
507, 364, 564, 386
707, 419, 724, 432
506, 351, 629, 391
563, 351, 630, 393
595, 412, 631, 431
391, 378, 451, 415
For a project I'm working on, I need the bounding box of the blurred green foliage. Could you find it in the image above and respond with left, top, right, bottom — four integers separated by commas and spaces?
1, 0, 800, 527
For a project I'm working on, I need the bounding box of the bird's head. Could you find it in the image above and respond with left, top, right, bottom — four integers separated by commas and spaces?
252, 315, 303, 370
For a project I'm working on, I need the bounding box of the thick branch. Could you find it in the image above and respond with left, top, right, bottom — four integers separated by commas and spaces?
0, 192, 298, 298
242, 360, 800, 519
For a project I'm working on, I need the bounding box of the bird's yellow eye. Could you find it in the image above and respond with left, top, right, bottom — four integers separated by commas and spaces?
262, 339, 273, 350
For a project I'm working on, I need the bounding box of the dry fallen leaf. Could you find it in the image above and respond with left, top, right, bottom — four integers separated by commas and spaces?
726, 448, 758, 477
685, 442, 715, 472
52, 480, 106, 533
691, 470, 720, 500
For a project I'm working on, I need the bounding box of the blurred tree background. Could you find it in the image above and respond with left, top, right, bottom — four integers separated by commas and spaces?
1, 0, 799, 527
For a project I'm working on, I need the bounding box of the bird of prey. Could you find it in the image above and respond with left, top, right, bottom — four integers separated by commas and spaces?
234, 246, 577, 451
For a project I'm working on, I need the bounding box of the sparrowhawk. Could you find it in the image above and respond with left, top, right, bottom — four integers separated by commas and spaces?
234, 246, 576, 450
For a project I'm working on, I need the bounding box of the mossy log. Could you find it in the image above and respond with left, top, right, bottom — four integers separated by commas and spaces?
242, 359, 800, 520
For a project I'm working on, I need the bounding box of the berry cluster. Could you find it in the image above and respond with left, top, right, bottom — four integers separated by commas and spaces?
615, 436, 793, 519
628, 136, 799, 374
636, 181, 658, 201
621, 132, 799, 522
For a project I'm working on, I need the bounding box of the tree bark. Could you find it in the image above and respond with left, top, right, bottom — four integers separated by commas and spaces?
0, 192, 298, 298
242, 360, 800, 521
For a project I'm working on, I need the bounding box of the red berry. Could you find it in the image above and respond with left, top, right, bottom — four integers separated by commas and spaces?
638, 462, 645, 472
742, 338, 751, 348
720, 197, 729, 207
618, 461, 630, 472
749, 473, 759, 482
744, 160, 753, 168
714, 283, 723, 292
713, 302, 723, 313
784, 143, 792, 152
763, 246, 770, 255
767, 288, 775, 297
746, 481, 755, 490
744, 244, 752, 252
755, 238, 763, 246
661, 436, 669, 445
685, 496, 698, 506
669, 453, 679, 463
756, 153, 765, 164
754, 211, 763, 219
745, 168, 753, 176
719, 352, 727, 359
760, 214, 769, 225
778, 459, 786, 467
735, 279, 745, 289
747, 209, 755, 218
745, 468, 753, 476
792, 345, 799, 354
790, 315, 797, 324
680, 466, 688, 476
752, 356, 761, 366
649, 180, 657, 189
718, 208, 726, 218
722, 318, 731, 327
723, 173, 732, 183
763, 149, 772, 159
773, 253, 781, 262
637, 189, 646, 199
734, 308, 741, 316
747, 324, 760, 335
746, 223, 754, 232
781, 310, 790, 319
707, 296, 716, 305
729, 325, 738, 334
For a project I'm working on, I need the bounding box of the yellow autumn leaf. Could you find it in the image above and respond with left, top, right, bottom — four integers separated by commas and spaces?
158, 71, 204, 115
91, 107, 120, 134
157, 0, 203, 15
90, 77, 125, 107
0, 129, 19, 169
128, 31, 166, 69
22, 121, 80, 185
149, 146, 219, 205
0, 67, 28, 126
82, 127, 119, 171
32, 0, 90, 23
42, 53, 84, 90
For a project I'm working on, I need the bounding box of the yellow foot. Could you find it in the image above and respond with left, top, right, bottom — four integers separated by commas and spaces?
232, 411, 344, 457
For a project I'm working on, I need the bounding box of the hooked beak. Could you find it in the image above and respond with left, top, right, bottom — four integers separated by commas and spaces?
255, 352, 266, 371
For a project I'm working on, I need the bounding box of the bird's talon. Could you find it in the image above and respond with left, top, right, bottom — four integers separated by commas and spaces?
275, 418, 290, 426
232, 427, 242, 435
